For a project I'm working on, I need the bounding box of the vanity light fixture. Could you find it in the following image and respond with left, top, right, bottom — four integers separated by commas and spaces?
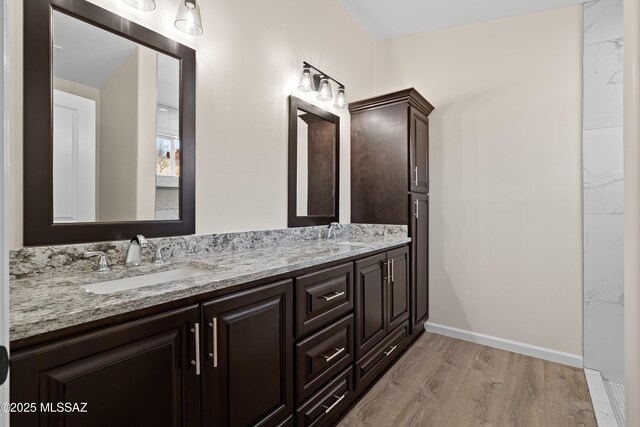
123, 0, 204, 36
175, 0, 204, 36
123, 0, 157, 11
334, 86, 347, 109
297, 61, 348, 109
298, 65, 314, 92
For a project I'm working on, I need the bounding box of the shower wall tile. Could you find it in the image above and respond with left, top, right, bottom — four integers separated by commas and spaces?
584, 0, 624, 46
583, 38, 623, 130
584, 300, 625, 383
584, 214, 624, 304
583, 127, 624, 215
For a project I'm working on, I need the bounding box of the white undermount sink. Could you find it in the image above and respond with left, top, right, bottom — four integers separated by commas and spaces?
81, 267, 210, 295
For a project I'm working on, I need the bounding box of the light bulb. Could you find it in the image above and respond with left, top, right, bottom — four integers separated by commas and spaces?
298, 66, 313, 92
334, 87, 347, 109
316, 77, 333, 102
175, 0, 204, 36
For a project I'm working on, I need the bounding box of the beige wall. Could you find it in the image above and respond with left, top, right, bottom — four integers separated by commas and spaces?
376, 7, 584, 356
624, 0, 640, 422
7, 0, 377, 247
99, 51, 140, 221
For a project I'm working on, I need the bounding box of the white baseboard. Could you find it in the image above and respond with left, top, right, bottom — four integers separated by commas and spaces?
425, 322, 583, 368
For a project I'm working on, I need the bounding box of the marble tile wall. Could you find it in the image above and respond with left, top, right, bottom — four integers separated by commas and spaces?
583, 0, 625, 384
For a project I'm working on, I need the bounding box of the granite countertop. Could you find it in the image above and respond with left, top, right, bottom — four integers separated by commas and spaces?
10, 235, 410, 342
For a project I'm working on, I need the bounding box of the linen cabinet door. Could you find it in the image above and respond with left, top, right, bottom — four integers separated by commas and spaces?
201, 280, 293, 427
410, 193, 430, 335
354, 253, 388, 358
409, 107, 429, 194
10, 305, 200, 427
387, 246, 410, 331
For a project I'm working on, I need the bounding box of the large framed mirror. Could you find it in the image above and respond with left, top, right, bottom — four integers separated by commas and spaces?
23, 0, 196, 246
288, 96, 340, 227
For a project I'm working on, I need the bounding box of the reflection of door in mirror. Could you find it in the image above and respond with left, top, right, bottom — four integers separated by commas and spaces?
296, 111, 336, 217
52, 10, 180, 223
53, 90, 97, 222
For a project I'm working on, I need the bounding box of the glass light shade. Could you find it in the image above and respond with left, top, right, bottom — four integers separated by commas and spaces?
175, 0, 204, 36
334, 87, 347, 109
123, 0, 156, 11
316, 78, 333, 101
298, 66, 314, 92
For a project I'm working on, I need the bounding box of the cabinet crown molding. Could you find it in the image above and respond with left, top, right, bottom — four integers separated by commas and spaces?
348, 88, 434, 117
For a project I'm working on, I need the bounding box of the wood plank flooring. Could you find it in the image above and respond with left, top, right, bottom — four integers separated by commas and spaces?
339, 332, 596, 427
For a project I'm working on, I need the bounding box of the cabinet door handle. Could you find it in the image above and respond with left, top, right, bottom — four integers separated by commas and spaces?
322, 347, 346, 362
191, 323, 200, 375
391, 259, 395, 283
414, 166, 419, 186
322, 393, 347, 414
383, 345, 398, 357
322, 291, 345, 301
414, 200, 419, 219
208, 318, 218, 368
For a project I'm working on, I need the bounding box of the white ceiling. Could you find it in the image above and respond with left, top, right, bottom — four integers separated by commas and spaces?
336, 0, 588, 39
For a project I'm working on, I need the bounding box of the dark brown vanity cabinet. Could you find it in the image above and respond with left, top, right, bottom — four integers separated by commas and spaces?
10, 305, 201, 427
201, 280, 293, 427
350, 88, 434, 339
10, 247, 415, 427
354, 247, 409, 392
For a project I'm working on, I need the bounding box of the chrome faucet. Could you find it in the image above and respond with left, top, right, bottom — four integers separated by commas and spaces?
125, 235, 148, 267
326, 222, 342, 239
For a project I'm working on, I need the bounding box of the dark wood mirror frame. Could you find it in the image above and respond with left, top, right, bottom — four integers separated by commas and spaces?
288, 96, 340, 227
23, 0, 196, 246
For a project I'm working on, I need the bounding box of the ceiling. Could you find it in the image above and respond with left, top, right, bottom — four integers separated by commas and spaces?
336, 0, 588, 39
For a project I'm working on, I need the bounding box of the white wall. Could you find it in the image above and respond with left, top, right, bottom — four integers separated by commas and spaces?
376, 7, 584, 356
7, 0, 376, 248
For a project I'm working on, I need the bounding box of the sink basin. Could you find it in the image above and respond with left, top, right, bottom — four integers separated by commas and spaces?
81, 267, 210, 295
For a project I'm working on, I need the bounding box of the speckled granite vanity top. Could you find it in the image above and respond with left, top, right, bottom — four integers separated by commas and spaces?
10, 225, 409, 341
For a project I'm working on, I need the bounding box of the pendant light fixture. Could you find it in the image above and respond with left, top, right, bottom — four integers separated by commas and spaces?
123, 0, 156, 11
296, 62, 347, 109
298, 65, 314, 92
316, 77, 333, 101
334, 86, 347, 109
175, 0, 204, 36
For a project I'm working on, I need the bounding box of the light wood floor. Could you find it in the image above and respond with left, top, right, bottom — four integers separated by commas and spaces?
339, 332, 596, 427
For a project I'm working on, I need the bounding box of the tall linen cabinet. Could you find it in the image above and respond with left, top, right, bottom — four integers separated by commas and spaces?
349, 88, 433, 340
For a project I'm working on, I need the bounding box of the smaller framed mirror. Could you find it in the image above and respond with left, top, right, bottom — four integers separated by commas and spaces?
288, 96, 340, 227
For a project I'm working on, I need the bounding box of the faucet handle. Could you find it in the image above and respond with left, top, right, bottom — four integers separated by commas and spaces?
84, 251, 111, 272
153, 246, 170, 264
134, 235, 149, 248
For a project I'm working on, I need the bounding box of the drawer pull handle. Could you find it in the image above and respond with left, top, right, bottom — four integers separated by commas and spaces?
322, 393, 347, 414
322, 291, 345, 301
209, 318, 218, 368
384, 345, 398, 357
322, 347, 346, 362
191, 323, 200, 375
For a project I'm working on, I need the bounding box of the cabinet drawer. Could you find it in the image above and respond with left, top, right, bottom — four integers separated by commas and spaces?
296, 368, 353, 427
296, 263, 354, 338
296, 315, 354, 403
355, 322, 409, 393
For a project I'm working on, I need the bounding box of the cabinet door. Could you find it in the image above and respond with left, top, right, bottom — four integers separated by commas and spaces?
10, 305, 200, 427
387, 246, 410, 331
202, 280, 293, 427
410, 193, 429, 334
355, 253, 388, 358
409, 107, 429, 194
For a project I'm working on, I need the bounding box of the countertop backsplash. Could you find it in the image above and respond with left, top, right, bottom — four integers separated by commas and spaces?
10, 224, 408, 279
